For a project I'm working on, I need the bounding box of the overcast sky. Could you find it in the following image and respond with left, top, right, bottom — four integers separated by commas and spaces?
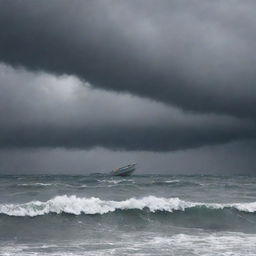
0, 0, 256, 175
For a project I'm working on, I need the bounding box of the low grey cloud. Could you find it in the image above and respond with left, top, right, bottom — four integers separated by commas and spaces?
0, 1, 256, 118
0, 63, 255, 152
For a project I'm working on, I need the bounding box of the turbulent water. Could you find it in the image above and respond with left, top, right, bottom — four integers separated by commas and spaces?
1, 175, 256, 255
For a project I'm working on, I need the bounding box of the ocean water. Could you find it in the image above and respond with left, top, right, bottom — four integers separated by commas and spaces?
0, 174, 256, 256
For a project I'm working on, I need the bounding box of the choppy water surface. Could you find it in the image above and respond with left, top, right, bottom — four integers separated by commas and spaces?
1, 174, 256, 255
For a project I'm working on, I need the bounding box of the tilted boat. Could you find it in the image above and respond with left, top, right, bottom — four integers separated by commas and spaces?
110, 164, 136, 176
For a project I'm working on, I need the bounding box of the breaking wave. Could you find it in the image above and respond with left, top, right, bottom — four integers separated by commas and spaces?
1, 195, 256, 217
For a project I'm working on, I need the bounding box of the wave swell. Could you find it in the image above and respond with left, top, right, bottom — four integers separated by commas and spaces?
1, 195, 256, 217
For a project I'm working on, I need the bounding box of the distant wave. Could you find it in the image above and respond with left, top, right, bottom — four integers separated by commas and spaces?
98, 179, 134, 184
163, 180, 180, 183
152, 179, 180, 185
1, 195, 256, 217
152, 180, 202, 187
16, 183, 89, 188
18, 183, 52, 187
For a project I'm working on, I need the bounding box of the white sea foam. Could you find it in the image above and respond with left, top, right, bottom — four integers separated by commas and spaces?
1, 232, 256, 256
98, 179, 134, 184
150, 233, 256, 256
163, 179, 180, 183
18, 183, 52, 187
1, 195, 256, 217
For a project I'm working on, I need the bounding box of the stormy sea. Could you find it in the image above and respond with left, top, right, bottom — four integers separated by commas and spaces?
1, 175, 256, 256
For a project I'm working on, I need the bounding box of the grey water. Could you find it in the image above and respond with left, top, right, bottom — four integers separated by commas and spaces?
1, 174, 256, 255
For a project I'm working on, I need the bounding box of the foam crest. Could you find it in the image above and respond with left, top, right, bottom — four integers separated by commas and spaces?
164, 180, 180, 183
18, 183, 52, 187
98, 179, 134, 184
1, 195, 256, 217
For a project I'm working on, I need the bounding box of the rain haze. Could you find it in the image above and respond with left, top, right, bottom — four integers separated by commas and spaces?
0, 0, 256, 175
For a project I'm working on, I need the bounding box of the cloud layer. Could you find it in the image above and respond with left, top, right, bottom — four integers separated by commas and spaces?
1, 1, 256, 118
0, 64, 255, 151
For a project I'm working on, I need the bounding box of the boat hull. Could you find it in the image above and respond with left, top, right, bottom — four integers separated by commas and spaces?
110, 164, 136, 176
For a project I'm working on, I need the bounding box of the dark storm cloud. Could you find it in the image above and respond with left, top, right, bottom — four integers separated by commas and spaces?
1, 0, 256, 118
0, 63, 255, 152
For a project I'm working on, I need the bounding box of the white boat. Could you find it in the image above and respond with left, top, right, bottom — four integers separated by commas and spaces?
110, 164, 136, 176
